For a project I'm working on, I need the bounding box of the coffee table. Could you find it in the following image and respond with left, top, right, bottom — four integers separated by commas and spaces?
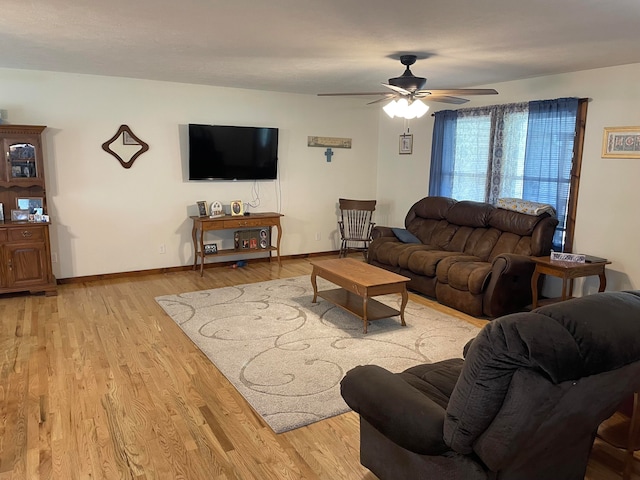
310, 258, 410, 333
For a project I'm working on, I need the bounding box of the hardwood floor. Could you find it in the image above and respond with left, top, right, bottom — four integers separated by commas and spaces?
0, 254, 637, 479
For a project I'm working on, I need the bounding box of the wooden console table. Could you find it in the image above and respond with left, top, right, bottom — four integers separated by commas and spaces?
191, 212, 283, 276
530, 256, 611, 308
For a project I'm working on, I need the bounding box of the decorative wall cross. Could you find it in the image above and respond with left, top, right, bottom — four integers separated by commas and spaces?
324, 148, 334, 162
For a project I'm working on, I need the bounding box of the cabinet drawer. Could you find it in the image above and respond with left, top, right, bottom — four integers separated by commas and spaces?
8, 226, 45, 242
0, 229, 7, 241
223, 218, 278, 228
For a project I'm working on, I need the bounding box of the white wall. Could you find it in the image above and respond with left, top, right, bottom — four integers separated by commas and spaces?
0, 69, 379, 278
377, 63, 640, 295
4, 63, 639, 293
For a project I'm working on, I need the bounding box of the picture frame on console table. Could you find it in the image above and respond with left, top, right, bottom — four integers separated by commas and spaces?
230, 200, 244, 216
196, 200, 208, 217
602, 126, 640, 159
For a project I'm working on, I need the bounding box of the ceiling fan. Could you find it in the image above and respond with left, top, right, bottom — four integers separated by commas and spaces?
318, 55, 498, 118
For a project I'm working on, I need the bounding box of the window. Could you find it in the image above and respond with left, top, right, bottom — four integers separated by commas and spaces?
429, 98, 587, 252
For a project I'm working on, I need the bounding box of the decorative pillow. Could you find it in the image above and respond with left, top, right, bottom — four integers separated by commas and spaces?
392, 228, 421, 244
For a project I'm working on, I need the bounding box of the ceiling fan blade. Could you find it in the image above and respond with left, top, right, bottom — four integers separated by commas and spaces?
317, 92, 390, 97
421, 96, 470, 105
381, 83, 412, 96
417, 88, 498, 96
367, 95, 397, 105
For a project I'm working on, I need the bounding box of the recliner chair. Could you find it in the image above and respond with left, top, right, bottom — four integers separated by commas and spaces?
341, 291, 640, 480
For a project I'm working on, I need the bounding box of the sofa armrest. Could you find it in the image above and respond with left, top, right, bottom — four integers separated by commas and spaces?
483, 253, 536, 317
340, 365, 449, 455
371, 225, 396, 240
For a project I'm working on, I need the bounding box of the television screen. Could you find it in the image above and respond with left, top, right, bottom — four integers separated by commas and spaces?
188, 124, 278, 180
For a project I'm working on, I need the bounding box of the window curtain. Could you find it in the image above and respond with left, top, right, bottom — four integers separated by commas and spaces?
428, 109, 457, 197
428, 98, 579, 251
523, 98, 579, 251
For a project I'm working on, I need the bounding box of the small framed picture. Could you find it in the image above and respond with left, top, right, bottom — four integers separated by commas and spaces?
204, 243, 218, 254
11, 209, 30, 221
0, 203, 4, 221
230, 200, 244, 216
196, 200, 208, 217
16, 197, 43, 214
399, 134, 413, 155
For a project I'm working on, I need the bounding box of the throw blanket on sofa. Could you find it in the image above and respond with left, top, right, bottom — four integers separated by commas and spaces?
496, 198, 556, 217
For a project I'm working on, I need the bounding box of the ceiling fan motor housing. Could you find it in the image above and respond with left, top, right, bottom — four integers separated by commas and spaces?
389, 55, 426, 92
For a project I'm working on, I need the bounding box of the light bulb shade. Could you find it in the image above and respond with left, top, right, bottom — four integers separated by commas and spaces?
383, 100, 398, 118
409, 99, 429, 118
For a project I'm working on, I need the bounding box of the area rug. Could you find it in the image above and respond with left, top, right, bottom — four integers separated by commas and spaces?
155, 276, 480, 433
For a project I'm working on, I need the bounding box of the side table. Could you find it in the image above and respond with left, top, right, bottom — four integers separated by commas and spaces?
530, 256, 611, 309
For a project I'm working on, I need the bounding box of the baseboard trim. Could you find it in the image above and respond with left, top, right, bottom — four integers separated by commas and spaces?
56, 250, 340, 284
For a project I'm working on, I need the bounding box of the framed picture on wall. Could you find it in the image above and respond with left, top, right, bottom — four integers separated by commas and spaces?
399, 134, 413, 155
602, 126, 640, 158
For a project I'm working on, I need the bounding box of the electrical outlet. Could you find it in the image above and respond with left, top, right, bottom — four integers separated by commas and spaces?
315, 232, 321, 241
51, 252, 58, 263
159, 244, 166, 254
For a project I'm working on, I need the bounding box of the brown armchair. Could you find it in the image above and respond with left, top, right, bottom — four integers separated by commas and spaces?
341, 291, 640, 480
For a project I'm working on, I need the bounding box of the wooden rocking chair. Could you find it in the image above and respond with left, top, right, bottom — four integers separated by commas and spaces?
338, 198, 376, 259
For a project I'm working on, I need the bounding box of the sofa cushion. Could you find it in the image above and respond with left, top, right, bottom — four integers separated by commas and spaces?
407, 196, 456, 224
399, 359, 465, 409
406, 250, 462, 276
489, 208, 548, 236
447, 262, 493, 294
446, 201, 494, 228
435, 255, 482, 284
410, 218, 458, 248
392, 227, 421, 243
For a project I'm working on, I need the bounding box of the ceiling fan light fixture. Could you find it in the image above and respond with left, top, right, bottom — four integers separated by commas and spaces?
383, 98, 429, 119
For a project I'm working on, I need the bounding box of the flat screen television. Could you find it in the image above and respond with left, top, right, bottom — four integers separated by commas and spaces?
188, 124, 279, 181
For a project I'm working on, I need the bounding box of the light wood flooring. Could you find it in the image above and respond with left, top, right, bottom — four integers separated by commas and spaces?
0, 254, 638, 479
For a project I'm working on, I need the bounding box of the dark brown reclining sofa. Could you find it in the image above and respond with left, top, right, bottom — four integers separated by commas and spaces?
368, 196, 558, 317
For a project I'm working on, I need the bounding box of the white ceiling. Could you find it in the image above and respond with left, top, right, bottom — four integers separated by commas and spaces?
2, 0, 640, 97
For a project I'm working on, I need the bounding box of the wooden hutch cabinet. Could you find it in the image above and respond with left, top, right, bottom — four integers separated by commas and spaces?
0, 125, 56, 296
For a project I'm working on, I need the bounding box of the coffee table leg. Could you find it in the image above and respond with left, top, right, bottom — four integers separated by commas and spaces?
399, 287, 408, 327
362, 296, 368, 334
311, 268, 318, 303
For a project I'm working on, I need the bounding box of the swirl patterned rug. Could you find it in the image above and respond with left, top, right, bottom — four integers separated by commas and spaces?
155, 275, 480, 433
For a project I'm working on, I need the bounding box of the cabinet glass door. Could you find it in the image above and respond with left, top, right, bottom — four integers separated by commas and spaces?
8, 142, 38, 179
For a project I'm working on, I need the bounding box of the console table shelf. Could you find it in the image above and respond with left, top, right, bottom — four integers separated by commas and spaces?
191, 212, 283, 276
197, 245, 278, 258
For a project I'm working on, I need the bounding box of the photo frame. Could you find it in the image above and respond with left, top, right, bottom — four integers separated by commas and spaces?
196, 200, 208, 217
16, 197, 43, 214
11, 209, 30, 221
399, 134, 413, 155
230, 200, 244, 216
204, 243, 218, 254
602, 126, 640, 158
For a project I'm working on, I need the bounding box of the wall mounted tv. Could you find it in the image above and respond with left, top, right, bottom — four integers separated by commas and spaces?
188, 124, 279, 181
